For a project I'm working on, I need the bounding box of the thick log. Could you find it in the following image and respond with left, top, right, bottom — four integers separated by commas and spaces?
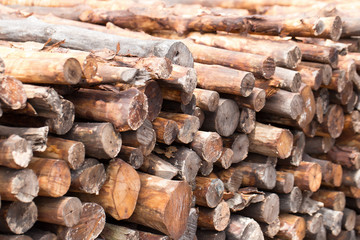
128, 172, 192, 239
179, 207, 198, 240
118, 146, 143, 169
193, 88, 219, 112
152, 117, 178, 145
274, 171, 294, 194
336, 186, 360, 198
223, 87, 266, 113
278, 161, 322, 192
278, 186, 303, 213
342, 90, 358, 114
272, 67, 302, 92
64, 122, 122, 159
26, 229, 57, 240
100, 223, 139, 240
303, 153, 333, 184
0, 167, 38, 202
73, 159, 140, 220
280, 130, 305, 166
276, 214, 306, 240
327, 230, 356, 240
160, 86, 193, 106
0, 135, 31, 169
215, 167, 242, 193
298, 191, 324, 216
194, 176, 224, 208
34, 136, 85, 170
140, 153, 179, 179
202, 98, 240, 137
0, 75, 26, 110
237, 108, 256, 134
215, 148, 233, 169
305, 136, 335, 154
316, 104, 344, 139
319, 208, 343, 236
296, 64, 323, 90
69, 158, 106, 195
311, 190, 346, 211
342, 208, 356, 231
197, 230, 226, 240
139, 230, 170, 240
259, 218, 280, 238
190, 131, 222, 163
301, 62, 332, 86
248, 122, 293, 159
295, 42, 339, 68
35, 196, 82, 227
54, 202, 106, 240
157, 65, 196, 94
184, 40, 275, 79
197, 201, 230, 231
225, 215, 264, 240
240, 193, 279, 224
303, 213, 324, 237
0, 201, 37, 234
46, 99, 75, 135
194, 63, 254, 97
323, 69, 346, 93
222, 133, 249, 164
66, 88, 148, 132
193, 107, 205, 127
159, 112, 200, 144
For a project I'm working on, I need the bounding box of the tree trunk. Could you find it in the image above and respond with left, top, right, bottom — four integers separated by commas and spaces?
222, 133, 249, 164
223, 87, 266, 112
319, 208, 343, 236
278, 186, 303, 213
0, 135, 32, 169
190, 131, 222, 163
140, 153, 179, 179
225, 215, 264, 240
311, 189, 346, 211
194, 176, 224, 208
0, 75, 27, 110
342, 208, 356, 231
296, 42, 338, 68
274, 171, 294, 194
152, 117, 179, 145
100, 223, 139, 240
276, 214, 306, 240
118, 146, 144, 169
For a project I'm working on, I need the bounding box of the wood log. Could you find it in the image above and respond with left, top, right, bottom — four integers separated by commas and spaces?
66, 88, 148, 132
338, 111, 360, 141
278, 186, 303, 213
197, 201, 230, 231
194, 176, 224, 208
280, 130, 305, 167
160, 86, 193, 105
222, 87, 266, 112
199, 160, 214, 177
237, 107, 256, 134
140, 153, 179, 179
26, 229, 57, 240
301, 62, 332, 86
215, 167, 242, 193
189, 33, 301, 69
329, 81, 354, 105
305, 136, 335, 154
45, 99, 74, 135
0, 134, 31, 169
323, 69, 346, 93
356, 215, 360, 234
276, 214, 306, 240
295, 42, 339, 68
319, 208, 343, 236
53, 202, 106, 240
202, 98, 240, 137
0, 17, 194, 67
327, 230, 356, 240
100, 223, 139, 240
225, 215, 264, 240
64, 122, 122, 159
0, 201, 37, 234
272, 67, 302, 92
193, 107, 205, 127
190, 131, 222, 163
343, 90, 358, 114
197, 230, 226, 240
346, 198, 360, 213
35, 196, 82, 227
73, 159, 140, 220
342, 168, 360, 189
152, 117, 178, 145
118, 146, 144, 169
193, 88, 219, 112
0, 167, 38, 202
194, 63, 254, 97
342, 208, 356, 231
0, 75, 26, 110
302, 212, 324, 237
215, 147, 233, 169
222, 133, 249, 164
156, 65, 196, 94
233, 161, 276, 190
296, 64, 323, 90
158, 112, 200, 144
139, 230, 170, 240
179, 207, 198, 240
34, 136, 85, 170
336, 186, 360, 198
259, 218, 280, 239
311, 189, 346, 211
303, 153, 333, 184
248, 122, 293, 159
69, 158, 106, 195
274, 171, 294, 194
278, 161, 322, 192
240, 193, 279, 224
184, 40, 275, 79
316, 104, 344, 139
298, 191, 324, 216
315, 88, 330, 120
128, 172, 192, 239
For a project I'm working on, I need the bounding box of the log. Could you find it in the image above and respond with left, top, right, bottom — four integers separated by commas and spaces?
100, 223, 139, 240
248, 122, 293, 159
295, 42, 339, 68
128, 172, 192, 239
215, 167, 242, 193
281, 130, 305, 167
0, 201, 37, 234
278, 161, 322, 192
188, 33, 301, 69
202, 98, 240, 137
193, 88, 219, 112
327, 230, 356, 240
199, 160, 214, 177
342, 168, 360, 188
65, 88, 148, 132
215, 148, 233, 169
64, 122, 122, 159
0, 166, 38, 202
237, 108, 256, 134
158, 112, 200, 144
160, 86, 193, 105
152, 117, 179, 145
298, 191, 324, 216
140, 153, 179, 179
240, 193, 280, 224
73, 159, 140, 220
0, 135, 32, 169
316, 104, 344, 139
35, 196, 82, 227
225, 215, 264, 240
276, 214, 306, 240
197, 201, 230, 231
157, 65, 196, 94
197, 230, 226, 240
311, 189, 346, 211
301, 62, 332, 86
322, 69, 346, 93
259, 218, 280, 238
342, 208, 356, 231
139, 230, 170, 240
339, 111, 360, 141
179, 207, 198, 240
0, 75, 26, 110
0, 234, 32, 239
193, 107, 205, 127
190, 131, 222, 163
303, 153, 333, 184
118, 146, 144, 169
222, 133, 249, 164
46, 99, 75, 135
278, 186, 303, 213
194, 63, 254, 97
194, 176, 224, 208
34, 136, 85, 170
337, 186, 360, 198
26, 229, 57, 240
343, 90, 358, 114
303, 213, 324, 237
69, 158, 106, 195
319, 208, 343, 236
274, 171, 294, 194
296, 64, 323, 90
222, 87, 266, 112
272, 67, 302, 92
329, 81, 353, 105
304, 136, 335, 154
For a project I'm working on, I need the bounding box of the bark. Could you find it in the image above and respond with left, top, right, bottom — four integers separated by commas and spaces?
152, 117, 179, 145
342, 208, 356, 231
140, 153, 179, 179
298, 191, 324, 216
327, 145, 360, 170
295, 41, 339, 68
215, 167, 242, 193
225, 215, 264, 240
274, 171, 294, 194
300, 62, 332, 86
311, 189, 346, 211
197, 201, 230, 231
302, 213, 324, 236
296, 64, 323, 90
303, 153, 334, 184
194, 176, 224, 208
223, 87, 266, 112
0, 75, 27, 110
100, 223, 139, 240
276, 214, 306, 240
305, 136, 335, 154
272, 67, 302, 92
319, 208, 343, 236
259, 218, 280, 238
215, 148, 233, 169
179, 207, 198, 240
26, 229, 57, 240
237, 107, 256, 134
197, 230, 225, 240
323, 69, 346, 93
316, 104, 344, 139
0, 135, 32, 169
118, 146, 144, 169
278, 186, 303, 213
190, 131, 222, 163
193, 88, 219, 112
157, 65, 196, 94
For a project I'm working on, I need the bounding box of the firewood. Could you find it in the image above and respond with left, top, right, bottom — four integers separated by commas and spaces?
128, 172, 192, 239
0, 167, 38, 202
52, 202, 106, 240
197, 230, 225, 240
190, 131, 223, 163
311, 189, 346, 211
73, 159, 140, 220
314, 88, 330, 124
337, 186, 360, 198
34, 136, 85, 170
272, 67, 302, 92
69, 158, 106, 195
240, 193, 280, 224
0, 135, 31, 169
193, 107, 205, 127
100, 223, 139, 240
140, 153, 179, 179
342, 208, 356, 231
296, 64, 323, 90
156, 65, 196, 94
305, 136, 335, 154
295, 42, 339, 68
323, 70, 346, 93
139, 230, 170, 240
225, 215, 264, 240
215, 167, 242, 193
118, 146, 144, 169
222, 134, 249, 165
0, 75, 26, 110
199, 160, 213, 177
327, 230, 356, 240
343, 91, 358, 114
276, 214, 306, 240
194, 63, 254, 97
329, 81, 353, 105
159, 112, 200, 144
302, 213, 324, 237
26, 229, 57, 240
215, 148, 233, 169
179, 207, 198, 240
194, 176, 224, 208
152, 117, 179, 145
248, 122, 293, 159
46, 99, 75, 135
342, 168, 360, 189
298, 191, 324, 216
346, 198, 360, 213
274, 171, 294, 194
192, 88, 219, 112
0, 201, 37, 234
316, 104, 344, 139
66, 88, 148, 132
197, 201, 230, 231
357, 215, 360, 234
319, 208, 343, 236
259, 218, 280, 238
160, 86, 192, 105
202, 98, 240, 137
237, 108, 256, 134
278, 161, 322, 192
338, 111, 360, 141
279, 186, 303, 213
223, 87, 266, 112
35, 196, 82, 227
303, 154, 333, 184
281, 130, 305, 167
64, 122, 122, 159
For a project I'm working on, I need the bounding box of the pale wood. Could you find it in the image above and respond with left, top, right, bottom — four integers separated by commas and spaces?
276, 214, 306, 240
140, 153, 179, 179
222, 133, 249, 164
197, 201, 230, 231
225, 215, 264, 240
190, 131, 222, 163
278, 186, 303, 213
319, 208, 343, 236
0, 134, 32, 169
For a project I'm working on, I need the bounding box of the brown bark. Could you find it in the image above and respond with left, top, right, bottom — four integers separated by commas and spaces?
276, 214, 306, 240
197, 230, 225, 240
342, 90, 358, 113
118, 146, 144, 169
35, 196, 82, 227
301, 62, 332, 86
329, 81, 353, 106
214, 167, 242, 193
342, 168, 360, 189
305, 136, 335, 154
66, 88, 148, 131
278, 186, 303, 213
0, 75, 27, 110
197, 201, 230, 231
259, 218, 280, 238
339, 111, 360, 141
311, 189, 346, 211
140, 153, 179, 179
34, 136, 85, 170
100, 223, 139, 240
323, 70, 346, 93
272, 67, 302, 92
160, 86, 193, 105
26, 228, 57, 240
316, 104, 344, 139
152, 117, 179, 145
69, 158, 106, 195
0, 201, 37, 234
157, 65, 196, 94
194, 62, 254, 97
319, 208, 343, 236
295, 42, 339, 68
194, 176, 224, 208
193, 88, 219, 112
281, 130, 306, 167
73, 159, 140, 220
190, 131, 222, 163
139, 231, 170, 240
237, 107, 256, 134
223, 87, 266, 112
199, 160, 214, 177
225, 215, 264, 240
0, 135, 32, 169
303, 153, 333, 184
46, 99, 75, 135
274, 171, 294, 194
215, 148, 233, 169
179, 207, 198, 240
296, 64, 323, 90
128, 172, 192, 239
193, 107, 205, 127
327, 145, 360, 170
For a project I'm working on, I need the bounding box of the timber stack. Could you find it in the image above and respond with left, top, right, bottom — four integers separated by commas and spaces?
0, 0, 360, 239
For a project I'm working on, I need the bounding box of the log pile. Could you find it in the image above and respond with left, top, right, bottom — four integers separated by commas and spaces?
1, 0, 360, 239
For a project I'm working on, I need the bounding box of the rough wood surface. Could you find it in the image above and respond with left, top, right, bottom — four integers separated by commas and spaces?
194, 176, 224, 208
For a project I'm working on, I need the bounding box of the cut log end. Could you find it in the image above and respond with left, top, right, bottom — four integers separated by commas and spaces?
212, 201, 231, 231
12, 169, 39, 202
63, 58, 82, 85
68, 142, 85, 170
128, 90, 148, 131
262, 56, 276, 79
8, 135, 33, 169
3, 201, 38, 235
277, 129, 294, 159
178, 116, 200, 144
241, 72, 255, 97
165, 41, 194, 68
202, 132, 223, 163
330, 16, 343, 42
287, 45, 302, 69
73, 163, 106, 195
162, 120, 179, 145
314, 19, 325, 36
206, 178, 225, 208
100, 123, 122, 158
214, 99, 240, 137
309, 163, 323, 192
254, 88, 266, 112
325, 104, 345, 138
